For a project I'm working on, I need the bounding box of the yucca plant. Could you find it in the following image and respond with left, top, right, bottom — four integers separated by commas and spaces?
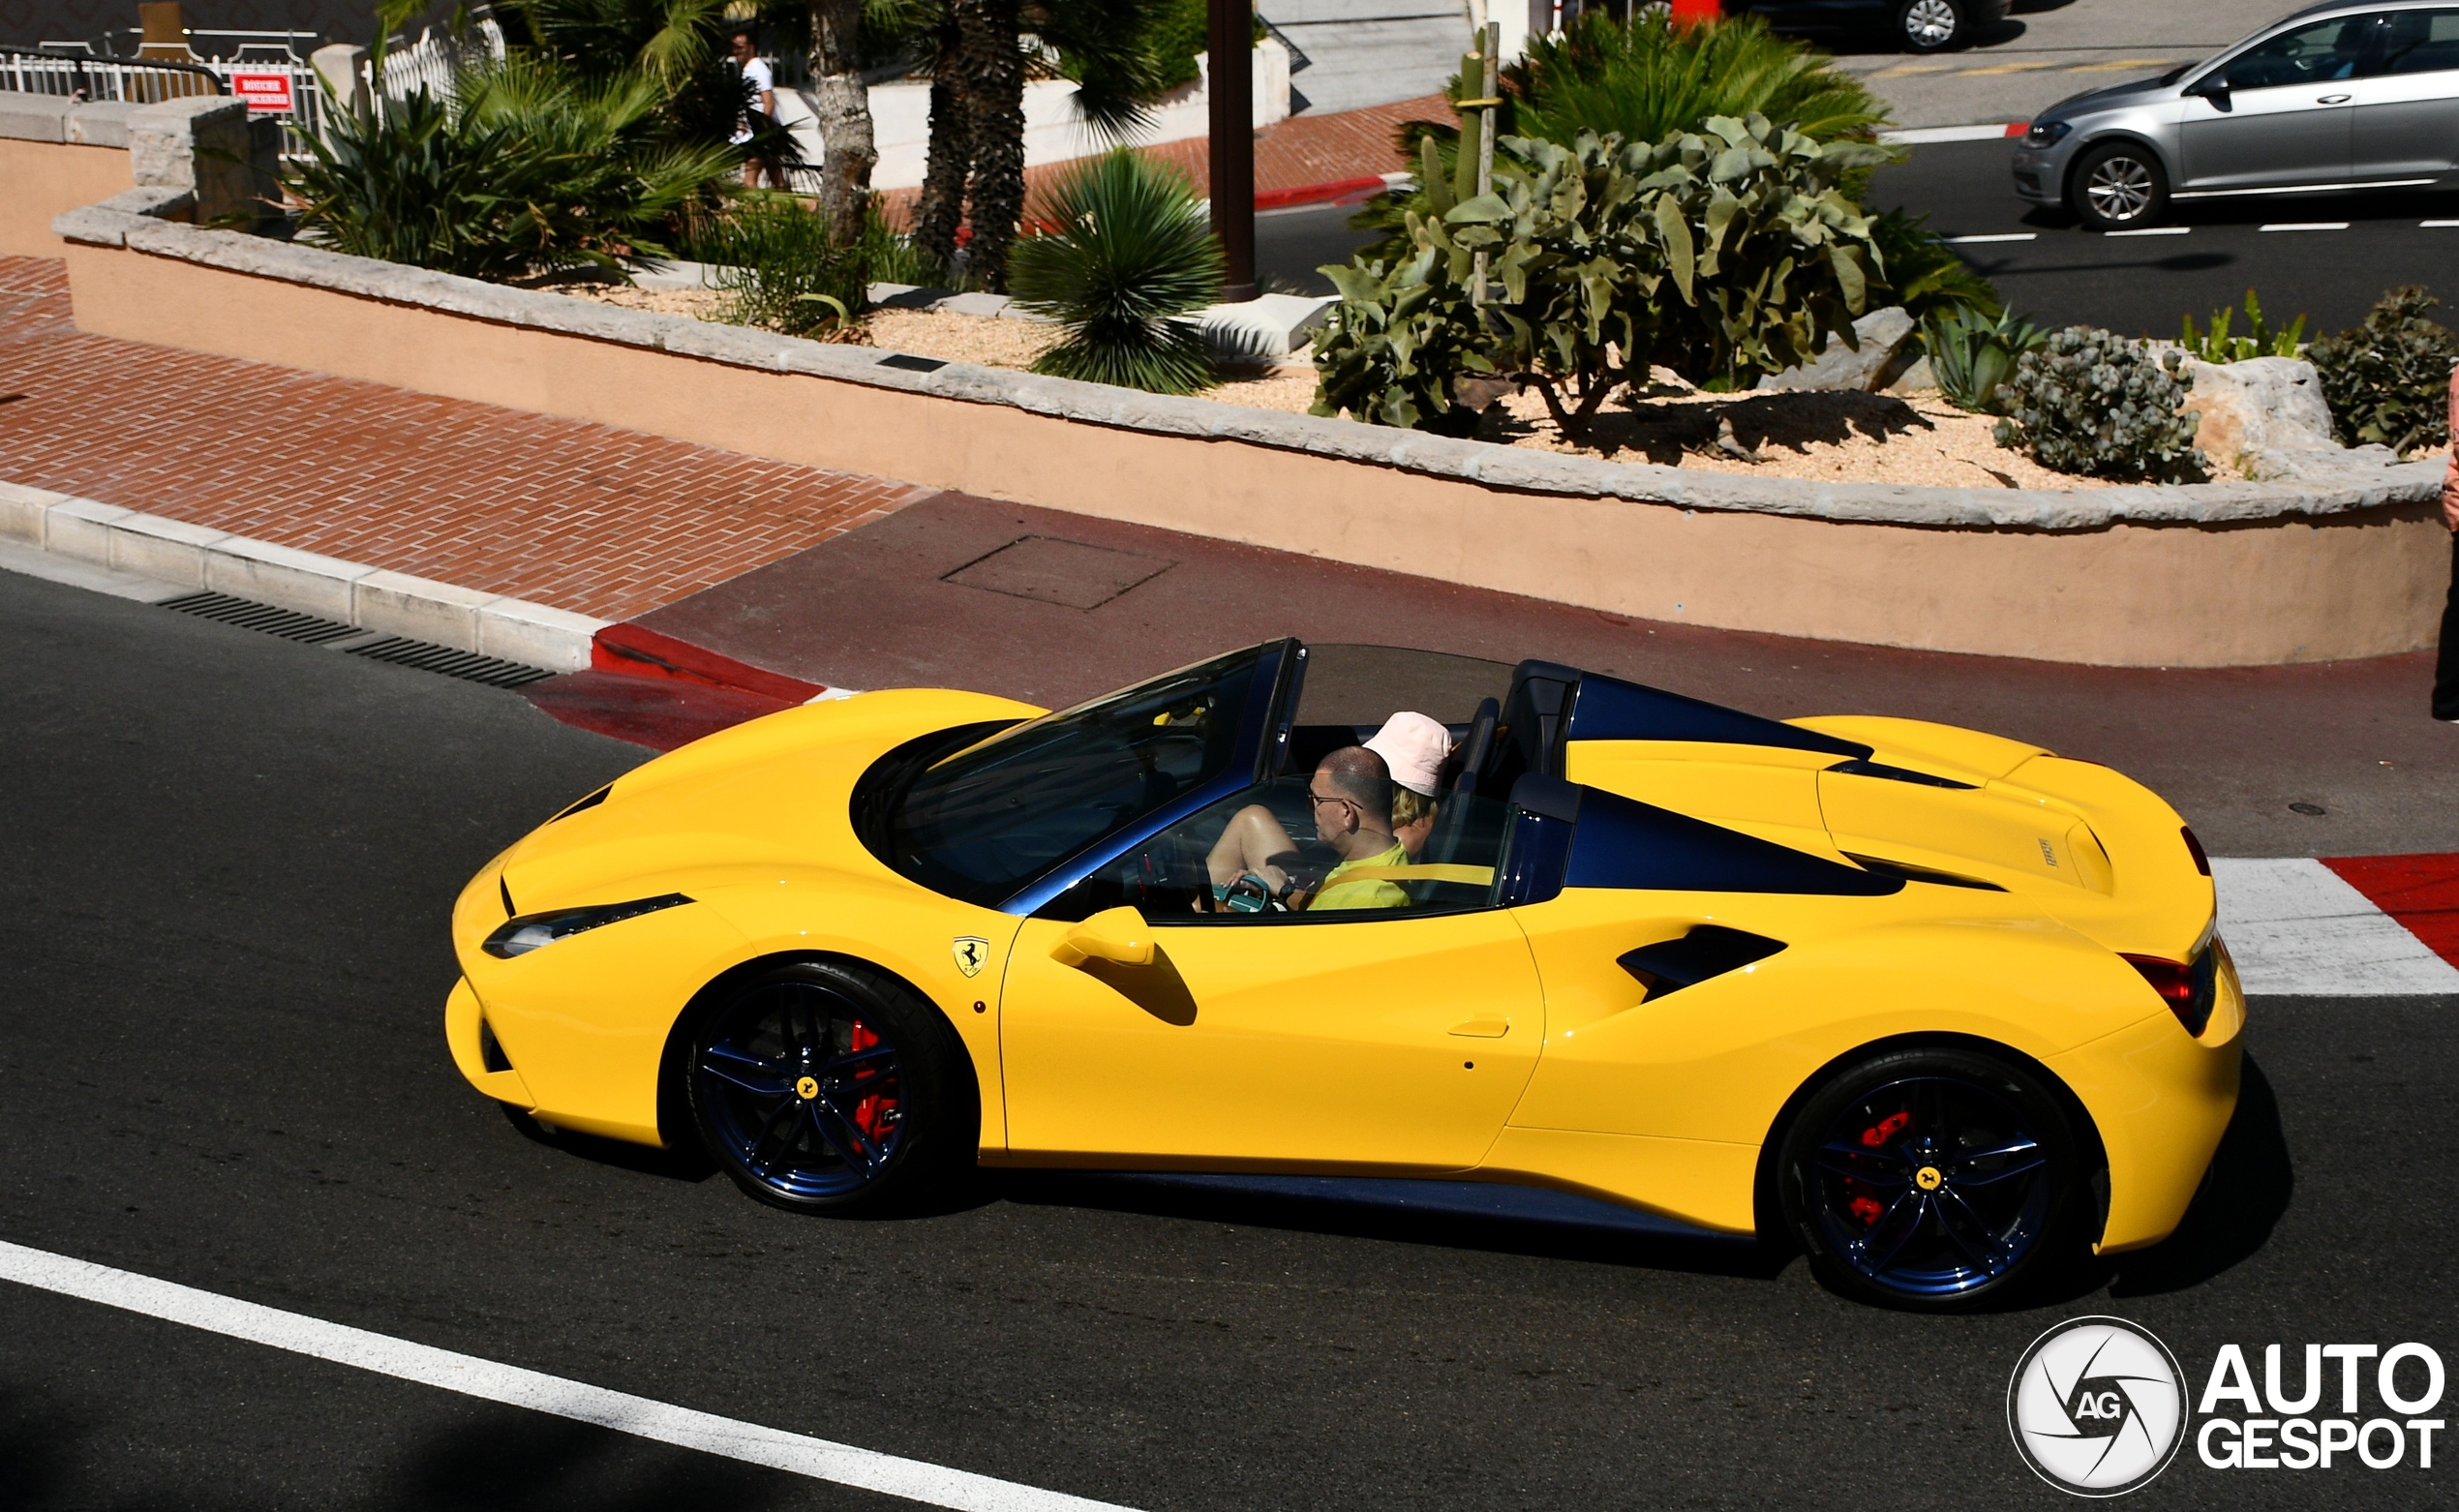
2180, 288, 2308, 364
1922, 307, 2046, 414
288, 54, 738, 280
1008, 148, 1224, 394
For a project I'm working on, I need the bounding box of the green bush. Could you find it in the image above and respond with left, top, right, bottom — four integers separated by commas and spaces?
1868, 208, 1999, 325
1922, 308, 2043, 414
1313, 113, 1885, 438
2180, 288, 2306, 364
2307, 286, 2459, 455
288, 59, 736, 280
1008, 148, 1224, 394
1991, 326, 2206, 482
1357, 12, 1891, 263
698, 194, 947, 337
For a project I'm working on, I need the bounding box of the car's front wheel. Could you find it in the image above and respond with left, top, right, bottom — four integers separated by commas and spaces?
1776, 1045, 2091, 1311
686, 961, 975, 1214
1896, 0, 1967, 52
2070, 141, 2171, 230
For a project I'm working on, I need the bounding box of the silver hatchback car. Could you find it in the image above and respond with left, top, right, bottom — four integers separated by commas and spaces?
2012, 0, 2459, 229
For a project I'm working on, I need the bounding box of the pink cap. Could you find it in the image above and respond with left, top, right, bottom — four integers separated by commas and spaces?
1364, 711, 1450, 797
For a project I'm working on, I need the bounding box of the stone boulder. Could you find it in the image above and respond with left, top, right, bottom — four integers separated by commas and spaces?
2178, 355, 2337, 479
1757, 306, 1919, 393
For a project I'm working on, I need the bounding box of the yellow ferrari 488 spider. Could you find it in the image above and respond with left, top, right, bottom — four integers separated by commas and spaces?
447, 642, 2241, 1310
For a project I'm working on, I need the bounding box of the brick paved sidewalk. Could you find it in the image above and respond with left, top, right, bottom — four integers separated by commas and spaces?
879, 93, 1450, 226
0, 257, 922, 622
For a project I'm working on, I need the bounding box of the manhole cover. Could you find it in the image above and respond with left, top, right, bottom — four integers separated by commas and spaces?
941, 535, 1174, 610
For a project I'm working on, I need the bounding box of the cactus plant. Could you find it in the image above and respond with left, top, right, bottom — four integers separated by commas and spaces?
1991, 326, 2206, 482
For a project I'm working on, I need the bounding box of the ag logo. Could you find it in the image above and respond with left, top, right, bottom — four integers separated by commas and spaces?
951, 936, 990, 978
2008, 1316, 2189, 1497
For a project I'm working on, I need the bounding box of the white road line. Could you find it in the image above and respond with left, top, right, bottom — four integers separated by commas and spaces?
2105, 227, 2191, 236
2422, 220, 2459, 227
0, 1239, 1135, 1512
2259, 222, 2350, 232
1945, 233, 2037, 244
2212, 859, 2459, 996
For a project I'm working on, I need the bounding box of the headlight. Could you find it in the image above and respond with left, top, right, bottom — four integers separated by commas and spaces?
2025, 120, 2072, 147
483, 893, 692, 957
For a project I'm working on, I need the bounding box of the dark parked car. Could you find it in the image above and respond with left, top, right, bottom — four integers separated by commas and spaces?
1718, 0, 2012, 53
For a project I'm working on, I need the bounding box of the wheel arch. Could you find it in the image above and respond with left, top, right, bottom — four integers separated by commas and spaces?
1747, 1029, 2111, 1249
653, 949, 986, 1154
2062, 132, 2177, 210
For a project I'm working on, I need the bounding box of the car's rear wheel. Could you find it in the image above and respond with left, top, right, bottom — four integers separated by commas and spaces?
2070, 141, 2170, 230
1896, 0, 1966, 52
1777, 1046, 2088, 1311
686, 961, 974, 1214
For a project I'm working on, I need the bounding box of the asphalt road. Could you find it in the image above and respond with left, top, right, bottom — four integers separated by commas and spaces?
3, 565, 2453, 1510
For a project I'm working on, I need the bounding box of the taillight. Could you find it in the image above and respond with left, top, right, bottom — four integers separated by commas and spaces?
2180, 826, 2210, 876
2123, 949, 2217, 1037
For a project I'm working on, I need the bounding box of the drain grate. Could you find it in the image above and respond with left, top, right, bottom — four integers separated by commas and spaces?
158, 590, 360, 644
345, 634, 553, 689
158, 590, 554, 688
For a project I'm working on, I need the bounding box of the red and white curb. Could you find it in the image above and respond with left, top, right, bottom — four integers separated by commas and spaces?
2214, 856, 2459, 996
1879, 123, 2029, 146
2, 480, 605, 671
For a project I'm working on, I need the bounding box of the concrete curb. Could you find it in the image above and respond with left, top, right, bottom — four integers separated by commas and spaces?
0, 480, 607, 671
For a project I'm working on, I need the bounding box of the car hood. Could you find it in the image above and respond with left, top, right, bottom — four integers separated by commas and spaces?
491, 687, 1044, 918
2043, 72, 2186, 120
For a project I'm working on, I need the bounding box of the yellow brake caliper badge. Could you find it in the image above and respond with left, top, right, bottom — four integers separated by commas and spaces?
795, 1075, 819, 1101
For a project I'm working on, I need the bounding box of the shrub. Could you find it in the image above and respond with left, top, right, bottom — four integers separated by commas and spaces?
1991, 326, 2206, 482
1008, 148, 1224, 394
288, 59, 736, 280
1868, 208, 2000, 326
2307, 286, 2459, 455
696, 194, 946, 337
1313, 113, 1885, 438
2180, 288, 2306, 364
1923, 308, 2044, 414
1357, 12, 1890, 262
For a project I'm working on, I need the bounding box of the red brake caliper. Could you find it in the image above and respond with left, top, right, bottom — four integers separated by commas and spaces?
846, 1021, 896, 1143
1848, 1110, 1913, 1225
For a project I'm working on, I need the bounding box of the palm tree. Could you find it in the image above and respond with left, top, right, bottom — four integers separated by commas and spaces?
908, 0, 1173, 290
806, 0, 878, 241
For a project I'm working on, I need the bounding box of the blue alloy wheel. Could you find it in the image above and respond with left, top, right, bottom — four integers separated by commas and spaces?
1778, 1047, 2083, 1310
1812, 1075, 2049, 1295
693, 977, 909, 1203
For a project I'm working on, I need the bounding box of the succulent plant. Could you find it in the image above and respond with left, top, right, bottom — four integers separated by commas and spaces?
1991, 326, 2206, 483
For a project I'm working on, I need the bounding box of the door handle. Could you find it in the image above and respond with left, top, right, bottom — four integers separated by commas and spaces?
2319, 93, 2352, 104
1448, 1016, 1510, 1038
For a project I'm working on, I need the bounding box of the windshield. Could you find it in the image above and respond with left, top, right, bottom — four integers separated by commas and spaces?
873, 645, 1273, 905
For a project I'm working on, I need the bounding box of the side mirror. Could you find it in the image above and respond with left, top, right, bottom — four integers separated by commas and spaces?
1050, 906, 1155, 968
2187, 75, 2232, 108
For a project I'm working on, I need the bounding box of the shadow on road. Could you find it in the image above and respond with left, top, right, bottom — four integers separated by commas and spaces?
997, 1170, 1792, 1282
374, 1412, 790, 1512
2105, 1052, 2293, 1296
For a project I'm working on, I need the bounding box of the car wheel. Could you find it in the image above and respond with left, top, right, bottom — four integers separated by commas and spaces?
1896, 0, 1965, 52
686, 961, 975, 1215
1777, 1046, 2089, 1311
2070, 141, 2170, 231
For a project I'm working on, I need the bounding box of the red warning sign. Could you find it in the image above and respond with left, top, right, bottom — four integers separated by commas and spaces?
230, 72, 294, 114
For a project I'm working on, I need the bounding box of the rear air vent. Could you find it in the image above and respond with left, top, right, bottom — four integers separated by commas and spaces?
478, 1017, 514, 1073
1827, 759, 1976, 790
1843, 853, 2008, 892
159, 592, 552, 688
159, 590, 359, 644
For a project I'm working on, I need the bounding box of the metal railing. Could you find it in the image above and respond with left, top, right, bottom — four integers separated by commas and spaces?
0, 42, 226, 104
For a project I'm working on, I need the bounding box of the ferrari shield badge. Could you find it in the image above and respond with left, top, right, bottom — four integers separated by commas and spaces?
952, 936, 990, 978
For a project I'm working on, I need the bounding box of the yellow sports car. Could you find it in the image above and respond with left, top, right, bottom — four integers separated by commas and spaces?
446, 641, 2242, 1310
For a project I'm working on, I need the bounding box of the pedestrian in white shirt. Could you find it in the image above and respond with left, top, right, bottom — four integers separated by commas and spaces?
728, 25, 785, 190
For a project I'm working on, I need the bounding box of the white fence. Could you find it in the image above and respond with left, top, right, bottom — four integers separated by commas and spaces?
6, 39, 324, 156
373, 18, 507, 107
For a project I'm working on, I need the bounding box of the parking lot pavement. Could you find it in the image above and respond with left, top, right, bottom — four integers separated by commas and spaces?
2, 565, 2452, 1510
1871, 138, 2459, 335
1835, 0, 2284, 128
623, 490, 2459, 860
